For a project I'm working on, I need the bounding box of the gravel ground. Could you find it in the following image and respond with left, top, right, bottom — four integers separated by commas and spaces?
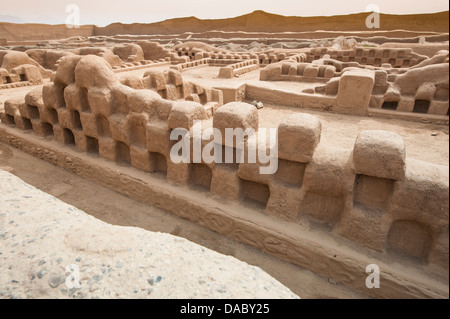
0, 169, 299, 299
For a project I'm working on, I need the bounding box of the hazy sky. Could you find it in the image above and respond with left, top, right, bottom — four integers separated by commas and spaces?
1, 0, 448, 26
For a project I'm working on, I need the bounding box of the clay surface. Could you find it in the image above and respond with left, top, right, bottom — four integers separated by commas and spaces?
0, 169, 299, 299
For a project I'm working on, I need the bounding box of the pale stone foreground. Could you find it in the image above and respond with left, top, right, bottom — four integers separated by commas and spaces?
0, 170, 299, 299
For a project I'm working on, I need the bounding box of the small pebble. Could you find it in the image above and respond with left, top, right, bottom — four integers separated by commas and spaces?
48, 275, 66, 288
37, 269, 47, 279
88, 275, 102, 284
68, 288, 78, 297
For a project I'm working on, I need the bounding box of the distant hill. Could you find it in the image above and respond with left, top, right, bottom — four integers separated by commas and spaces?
0, 10, 448, 42
94, 10, 449, 35
0, 23, 94, 42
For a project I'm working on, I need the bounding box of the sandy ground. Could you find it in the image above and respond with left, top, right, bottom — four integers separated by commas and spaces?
0, 169, 302, 299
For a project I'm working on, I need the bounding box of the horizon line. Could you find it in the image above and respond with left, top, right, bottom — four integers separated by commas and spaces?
1, 9, 448, 28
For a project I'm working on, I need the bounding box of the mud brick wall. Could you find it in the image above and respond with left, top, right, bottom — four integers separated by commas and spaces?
285, 53, 308, 63
209, 53, 257, 60
208, 59, 245, 66
174, 45, 290, 67
1, 55, 222, 173
206, 106, 447, 272
113, 60, 171, 73
260, 61, 336, 82
257, 52, 289, 66
171, 57, 260, 76
175, 47, 207, 60
1, 54, 448, 275
175, 46, 259, 62
0, 65, 43, 87
170, 58, 211, 71
369, 63, 449, 120
1, 50, 45, 86
137, 40, 180, 62
255, 66, 375, 116
141, 68, 223, 116
258, 54, 449, 122
305, 47, 428, 68
218, 59, 260, 78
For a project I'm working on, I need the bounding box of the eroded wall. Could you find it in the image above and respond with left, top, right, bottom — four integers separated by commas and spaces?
0, 55, 448, 279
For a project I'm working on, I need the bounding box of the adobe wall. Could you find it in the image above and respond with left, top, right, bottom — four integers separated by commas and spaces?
369, 52, 449, 120
217, 59, 259, 78
0, 55, 448, 299
305, 47, 428, 68
257, 50, 449, 123
91, 33, 449, 48
110, 31, 448, 42
0, 50, 46, 88
137, 41, 181, 63
256, 62, 374, 116
260, 62, 336, 82
25, 49, 76, 71
379, 42, 450, 58
172, 42, 300, 66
